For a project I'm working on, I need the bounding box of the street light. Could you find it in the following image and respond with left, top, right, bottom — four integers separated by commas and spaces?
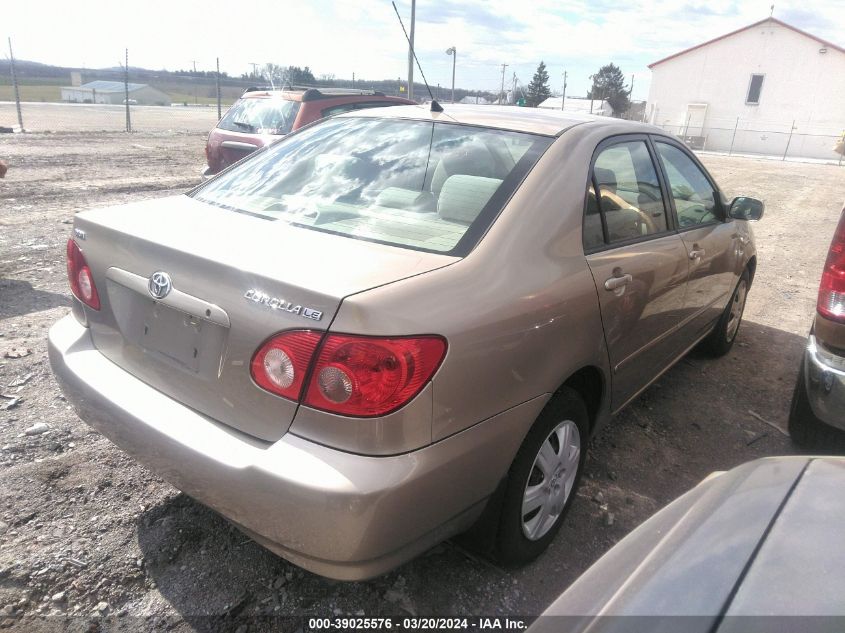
445, 47, 456, 103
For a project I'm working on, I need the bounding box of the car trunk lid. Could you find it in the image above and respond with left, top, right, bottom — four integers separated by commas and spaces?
73, 194, 455, 441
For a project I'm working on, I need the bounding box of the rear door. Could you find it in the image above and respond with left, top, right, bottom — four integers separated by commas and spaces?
652, 139, 740, 341
584, 136, 690, 411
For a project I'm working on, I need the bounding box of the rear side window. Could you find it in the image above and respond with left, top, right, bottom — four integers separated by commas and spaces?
218, 98, 301, 135
585, 141, 668, 250
654, 142, 718, 227
322, 102, 401, 117
193, 117, 552, 255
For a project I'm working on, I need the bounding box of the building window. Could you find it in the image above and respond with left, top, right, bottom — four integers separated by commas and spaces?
746, 74, 764, 105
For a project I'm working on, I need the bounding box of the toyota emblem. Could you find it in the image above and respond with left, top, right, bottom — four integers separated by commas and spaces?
148, 271, 173, 300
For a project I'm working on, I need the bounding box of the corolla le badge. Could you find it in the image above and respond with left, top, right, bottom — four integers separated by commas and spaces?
244, 289, 322, 321
148, 271, 173, 300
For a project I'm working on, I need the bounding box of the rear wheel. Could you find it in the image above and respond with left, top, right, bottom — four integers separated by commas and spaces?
700, 269, 749, 357
495, 387, 588, 565
788, 359, 828, 449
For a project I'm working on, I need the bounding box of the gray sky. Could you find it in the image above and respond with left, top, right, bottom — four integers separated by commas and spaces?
3, 0, 844, 100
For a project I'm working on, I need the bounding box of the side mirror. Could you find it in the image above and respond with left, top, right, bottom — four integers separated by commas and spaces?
728, 196, 764, 221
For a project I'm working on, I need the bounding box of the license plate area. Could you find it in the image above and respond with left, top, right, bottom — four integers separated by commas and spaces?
142, 303, 205, 372
106, 279, 228, 376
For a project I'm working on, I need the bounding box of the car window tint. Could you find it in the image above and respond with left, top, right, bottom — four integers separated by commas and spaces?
321, 103, 360, 117
218, 98, 300, 135
655, 142, 718, 227
193, 117, 552, 255
592, 141, 668, 244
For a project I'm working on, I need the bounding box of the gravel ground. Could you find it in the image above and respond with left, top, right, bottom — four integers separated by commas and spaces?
1, 128, 844, 631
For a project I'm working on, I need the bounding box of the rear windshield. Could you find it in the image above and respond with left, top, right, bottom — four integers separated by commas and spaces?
193, 117, 552, 255
217, 97, 301, 135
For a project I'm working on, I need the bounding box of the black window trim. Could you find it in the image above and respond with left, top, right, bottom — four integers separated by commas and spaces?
649, 135, 727, 234
582, 133, 678, 255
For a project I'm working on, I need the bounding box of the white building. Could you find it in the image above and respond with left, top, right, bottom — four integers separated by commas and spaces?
538, 97, 614, 117
61, 81, 172, 106
646, 17, 845, 159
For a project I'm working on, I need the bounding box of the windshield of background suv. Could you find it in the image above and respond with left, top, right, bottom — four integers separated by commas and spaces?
217, 98, 301, 135
193, 117, 552, 254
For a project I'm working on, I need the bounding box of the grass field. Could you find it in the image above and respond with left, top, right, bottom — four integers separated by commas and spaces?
0, 84, 62, 102
0, 76, 246, 106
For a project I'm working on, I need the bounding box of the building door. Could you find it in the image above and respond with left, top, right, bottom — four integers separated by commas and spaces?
683, 103, 708, 137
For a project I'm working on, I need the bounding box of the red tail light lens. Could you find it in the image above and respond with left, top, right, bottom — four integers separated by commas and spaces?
304, 334, 447, 417
818, 211, 845, 322
66, 239, 100, 310
251, 331, 322, 400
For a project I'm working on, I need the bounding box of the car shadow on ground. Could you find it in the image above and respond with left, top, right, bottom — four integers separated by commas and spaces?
134, 319, 845, 622
0, 278, 70, 319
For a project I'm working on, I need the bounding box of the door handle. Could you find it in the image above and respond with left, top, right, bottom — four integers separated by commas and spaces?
689, 249, 705, 260
604, 273, 633, 291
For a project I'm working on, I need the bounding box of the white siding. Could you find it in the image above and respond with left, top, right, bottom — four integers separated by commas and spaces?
647, 20, 845, 159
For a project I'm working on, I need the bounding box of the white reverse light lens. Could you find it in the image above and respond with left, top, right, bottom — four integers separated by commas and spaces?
78, 269, 94, 301
263, 348, 295, 389
318, 366, 354, 403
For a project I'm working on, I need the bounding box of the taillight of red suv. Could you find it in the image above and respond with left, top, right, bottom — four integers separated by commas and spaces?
251, 331, 447, 417
817, 211, 845, 323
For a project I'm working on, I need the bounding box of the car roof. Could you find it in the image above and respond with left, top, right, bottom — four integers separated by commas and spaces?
339, 103, 664, 137
240, 87, 407, 104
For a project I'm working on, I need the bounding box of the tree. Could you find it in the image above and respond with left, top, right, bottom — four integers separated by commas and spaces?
525, 61, 552, 107
588, 63, 630, 115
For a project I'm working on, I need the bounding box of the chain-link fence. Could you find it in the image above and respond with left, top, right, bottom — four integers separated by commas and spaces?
652, 116, 844, 164
0, 45, 424, 135
0, 62, 253, 133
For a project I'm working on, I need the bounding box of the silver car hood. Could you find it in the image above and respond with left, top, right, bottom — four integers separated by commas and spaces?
532, 457, 845, 632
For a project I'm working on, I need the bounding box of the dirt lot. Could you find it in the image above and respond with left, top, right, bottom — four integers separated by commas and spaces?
1, 126, 844, 631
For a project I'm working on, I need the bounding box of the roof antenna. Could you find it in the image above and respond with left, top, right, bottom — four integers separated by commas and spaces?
391, 1, 443, 112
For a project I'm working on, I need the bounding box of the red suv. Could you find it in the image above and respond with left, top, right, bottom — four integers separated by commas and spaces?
203, 87, 415, 178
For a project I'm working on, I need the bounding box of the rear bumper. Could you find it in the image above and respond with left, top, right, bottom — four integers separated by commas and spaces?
48, 315, 545, 579
803, 334, 845, 431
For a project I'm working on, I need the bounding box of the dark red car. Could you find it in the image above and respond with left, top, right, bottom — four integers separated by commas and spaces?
203, 87, 415, 178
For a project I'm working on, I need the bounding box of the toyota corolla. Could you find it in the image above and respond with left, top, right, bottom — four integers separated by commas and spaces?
48, 104, 763, 580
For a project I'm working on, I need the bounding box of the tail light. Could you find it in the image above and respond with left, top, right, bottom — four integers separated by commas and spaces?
251, 331, 322, 400
818, 211, 845, 322
304, 334, 446, 417
66, 239, 100, 310
251, 331, 447, 417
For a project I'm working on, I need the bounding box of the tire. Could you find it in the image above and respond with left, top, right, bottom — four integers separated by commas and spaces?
699, 269, 750, 357
788, 358, 828, 449
494, 387, 588, 566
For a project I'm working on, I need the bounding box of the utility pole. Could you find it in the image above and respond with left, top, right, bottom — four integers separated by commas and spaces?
8, 38, 24, 131
191, 60, 198, 73
629, 74, 635, 98
499, 63, 508, 105
352, 72, 356, 88
512, 72, 517, 105
216, 57, 222, 120
124, 48, 131, 133
446, 46, 456, 103
407, 0, 416, 100
249, 62, 260, 80
561, 70, 567, 111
